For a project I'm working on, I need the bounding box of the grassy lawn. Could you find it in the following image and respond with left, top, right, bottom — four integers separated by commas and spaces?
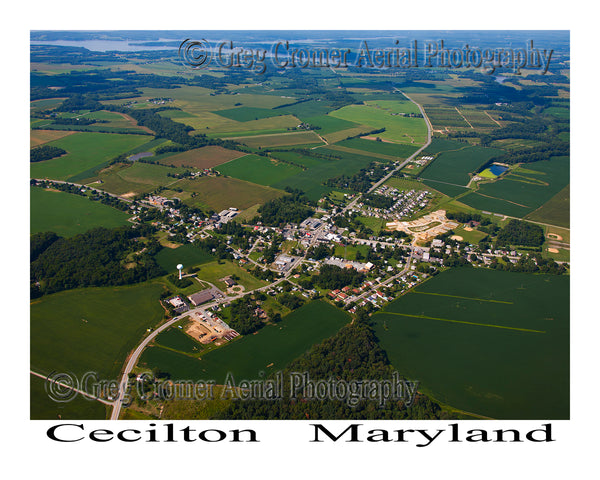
452, 226, 489, 244
191, 260, 268, 291
153, 244, 215, 272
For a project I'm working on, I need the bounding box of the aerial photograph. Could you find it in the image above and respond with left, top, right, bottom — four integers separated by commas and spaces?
29, 30, 570, 421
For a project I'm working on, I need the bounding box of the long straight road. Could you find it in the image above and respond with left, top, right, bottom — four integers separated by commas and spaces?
342, 90, 433, 213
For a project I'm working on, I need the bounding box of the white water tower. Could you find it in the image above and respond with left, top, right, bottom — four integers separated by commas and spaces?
176, 264, 183, 280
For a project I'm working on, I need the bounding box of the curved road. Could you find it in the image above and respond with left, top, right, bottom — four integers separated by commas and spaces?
110, 92, 426, 420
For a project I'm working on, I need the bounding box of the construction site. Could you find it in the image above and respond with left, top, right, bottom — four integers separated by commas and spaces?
386, 210, 460, 243
184, 311, 239, 345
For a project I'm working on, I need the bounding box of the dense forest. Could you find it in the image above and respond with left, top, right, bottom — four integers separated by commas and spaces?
30, 226, 164, 296
30, 231, 60, 262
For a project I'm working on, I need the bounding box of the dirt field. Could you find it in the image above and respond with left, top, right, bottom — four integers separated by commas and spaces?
547, 233, 563, 241
30, 129, 76, 147
184, 320, 212, 342
450, 235, 464, 241
360, 135, 395, 143
548, 248, 559, 253
115, 112, 154, 134
159, 146, 248, 169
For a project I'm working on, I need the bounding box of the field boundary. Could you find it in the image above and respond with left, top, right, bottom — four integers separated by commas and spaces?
378, 311, 546, 333
411, 291, 514, 304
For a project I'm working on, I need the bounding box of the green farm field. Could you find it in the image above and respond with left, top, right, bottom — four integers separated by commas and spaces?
155, 326, 203, 355
302, 114, 360, 135
30, 282, 165, 380
212, 106, 286, 122
525, 184, 570, 227
30, 186, 131, 237
423, 137, 470, 155
138, 300, 350, 382
277, 99, 335, 120
270, 147, 375, 201
86, 161, 188, 196
329, 101, 428, 145
30, 132, 149, 181
373, 268, 569, 419
459, 108, 501, 130
461, 156, 570, 218
420, 145, 505, 186
268, 151, 326, 168
216, 154, 303, 186
176, 176, 285, 211
229, 131, 323, 148
337, 138, 420, 158
30, 374, 108, 420
30, 129, 76, 147
78, 110, 151, 132
420, 180, 471, 198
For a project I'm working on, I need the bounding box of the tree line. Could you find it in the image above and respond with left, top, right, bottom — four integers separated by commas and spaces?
215, 309, 449, 420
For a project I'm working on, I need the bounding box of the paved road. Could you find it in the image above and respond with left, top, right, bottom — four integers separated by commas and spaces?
342, 90, 433, 214
30, 370, 114, 406
32, 178, 134, 203
109, 272, 292, 419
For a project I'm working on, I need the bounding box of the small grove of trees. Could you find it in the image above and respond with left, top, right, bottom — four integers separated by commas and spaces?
311, 264, 365, 290
496, 219, 545, 247
227, 298, 264, 335
361, 193, 395, 210
255, 188, 314, 227
30, 145, 67, 163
